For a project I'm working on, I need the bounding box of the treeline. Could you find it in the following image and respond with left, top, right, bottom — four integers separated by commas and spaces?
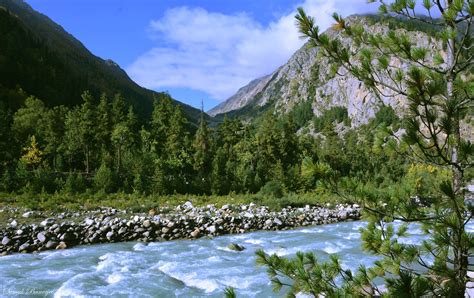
0, 91, 416, 197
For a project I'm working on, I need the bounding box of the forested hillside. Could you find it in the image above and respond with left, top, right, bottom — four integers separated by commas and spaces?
0, 1, 467, 211
0, 0, 203, 121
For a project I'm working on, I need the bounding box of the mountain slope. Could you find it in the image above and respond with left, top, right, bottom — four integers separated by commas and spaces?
210, 15, 441, 127
208, 75, 272, 116
0, 0, 203, 122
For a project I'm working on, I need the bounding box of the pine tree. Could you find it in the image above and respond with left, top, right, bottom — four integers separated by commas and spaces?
193, 108, 212, 192
62, 91, 98, 173
165, 105, 192, 193
258, 1, 473, 297
63, 108, 83, 171
79, 91, 98, 174
255, 113, 281, 184
110, 93, 127, 126
211, 147, 229, 195
151, 95, 173, 155
96, 93, 111, 151
42, 106, 66, 171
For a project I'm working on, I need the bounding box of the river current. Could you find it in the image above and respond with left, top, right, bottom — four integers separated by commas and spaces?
1, 220, 473, 297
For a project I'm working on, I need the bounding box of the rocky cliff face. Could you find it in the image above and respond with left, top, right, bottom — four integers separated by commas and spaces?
209, 15, 442, 127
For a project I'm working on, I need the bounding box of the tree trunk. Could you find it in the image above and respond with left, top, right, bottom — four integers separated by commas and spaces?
445, 1, 467, 295
117, 145, 121, 174
85, 145, 90, 174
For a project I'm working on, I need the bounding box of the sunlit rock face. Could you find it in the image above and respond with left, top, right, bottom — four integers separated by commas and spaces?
209, 15, 444, 128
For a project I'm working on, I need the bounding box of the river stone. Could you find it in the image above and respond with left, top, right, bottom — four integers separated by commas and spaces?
56, 242, 67, 249
18, 242, 30, 252
84, 218, 94, 226
274, 218, 283, 226
45, 240, 58, 249
37, 232, 46, 243
207, 226, 216, 234
2, 236, 11, 246
22, 211, 32, 218
190, 228, 200, 238
143, 220, 151, 228
118, 227, 127, 235
228, 243, 245, 252
264, 219, 273, 226
183, 201, 193, 210
41, 218, 54, 227
243, 212, 254, 218
106, 231, 114, 240
10, 220, 18, 228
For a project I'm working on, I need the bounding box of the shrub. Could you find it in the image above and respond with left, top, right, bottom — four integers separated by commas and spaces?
259, 181, 284, 198
93, 163, 115, 193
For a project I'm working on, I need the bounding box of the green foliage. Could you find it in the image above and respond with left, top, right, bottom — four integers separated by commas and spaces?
0, 5, 204, 122
258, 181, 284, 198
224, 287, 236, 298
313, 106, 350, 132
371, 105, 400, 128
62, 172, 87, 194
257, 2, 473, 297
1, 84, 414, 201
287, 99, 313, 128
93, 162, 115, 193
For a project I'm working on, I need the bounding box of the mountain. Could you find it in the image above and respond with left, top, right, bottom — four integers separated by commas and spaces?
208, 75, 272, 116
209, 15, 441, 127
0, 0, 204, 123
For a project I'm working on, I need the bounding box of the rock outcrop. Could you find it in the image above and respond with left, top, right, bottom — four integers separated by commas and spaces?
208, 15, 442, 127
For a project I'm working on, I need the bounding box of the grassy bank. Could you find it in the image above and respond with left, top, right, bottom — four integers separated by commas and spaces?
0, 189, 353, 214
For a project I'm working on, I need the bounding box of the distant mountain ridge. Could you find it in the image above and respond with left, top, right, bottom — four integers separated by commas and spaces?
209, 15, 442, 127
208, 75, 272, 116
0, 0, 204, 122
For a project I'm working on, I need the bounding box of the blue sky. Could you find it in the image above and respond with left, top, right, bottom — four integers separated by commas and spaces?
25, 0, 377, 111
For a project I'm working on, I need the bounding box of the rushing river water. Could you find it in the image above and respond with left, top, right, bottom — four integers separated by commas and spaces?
0, 220, 473, 297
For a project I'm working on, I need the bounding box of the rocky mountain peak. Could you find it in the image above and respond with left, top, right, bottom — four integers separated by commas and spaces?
209, 14, 441, 128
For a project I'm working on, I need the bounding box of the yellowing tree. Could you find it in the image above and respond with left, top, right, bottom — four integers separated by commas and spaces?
21, 135, 43, 166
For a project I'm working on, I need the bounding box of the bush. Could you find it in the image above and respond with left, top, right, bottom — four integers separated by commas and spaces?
93, 163, 115, 193
62, 172, 87, 194
313, 106, 350, 132
371, 105, 399, 128
259, 181, 284, 198
0, 168, 14, 192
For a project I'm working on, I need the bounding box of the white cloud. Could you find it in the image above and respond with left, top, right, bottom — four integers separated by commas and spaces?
126, 0, 376, 101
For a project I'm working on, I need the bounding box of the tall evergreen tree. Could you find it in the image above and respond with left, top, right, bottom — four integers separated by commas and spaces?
193, 108, 213, 192
79, 91, 98, 174
151, 95, 173, 155
96, 93, 111, 151
110, 93, 127, 126
42, 106, 67, 171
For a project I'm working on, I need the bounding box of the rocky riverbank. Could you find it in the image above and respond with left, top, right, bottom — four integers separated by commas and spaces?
0, 202, 360, 255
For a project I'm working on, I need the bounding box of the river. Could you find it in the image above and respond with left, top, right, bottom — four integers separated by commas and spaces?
1, 220, 472, 297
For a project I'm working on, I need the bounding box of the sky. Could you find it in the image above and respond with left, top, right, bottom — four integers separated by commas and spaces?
25, 0, 378, 111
